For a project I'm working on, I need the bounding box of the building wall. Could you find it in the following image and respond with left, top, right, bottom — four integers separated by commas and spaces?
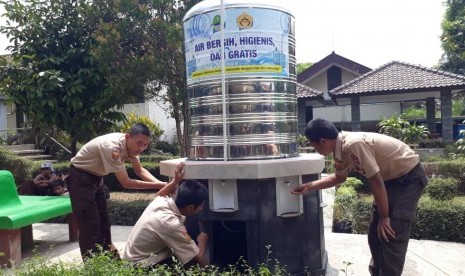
341, 70, 359, 84
313, 102, 401, 122
304, 73, 327, 92
147, 101, 176, 142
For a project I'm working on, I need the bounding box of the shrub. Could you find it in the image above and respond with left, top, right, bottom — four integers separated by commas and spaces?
426, 178, 459, 201
377, 114, 429, 144
7, 244, 290, 275
347, 171, 371, 194
155, 140, 180, 156
297, 134, 307, 147
120, 111, 164, 153
333, 185, 357, 225
139, 153, 177, 163
423, 159, 465, 194
402, 105, 426, 119
0, 146, 34, 186
342, 177, 364, 190
349, 197, 372, 234
108, 192, 154, 225
412, 197, 465, 243
344, 195, 465, 242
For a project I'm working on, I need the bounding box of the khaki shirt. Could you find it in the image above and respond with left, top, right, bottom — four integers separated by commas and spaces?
334, 131, 419, 181
123, 196, 199, 267
71, 133, 128, 176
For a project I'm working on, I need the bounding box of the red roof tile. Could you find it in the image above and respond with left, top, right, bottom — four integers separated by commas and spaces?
296, 83, 323, 99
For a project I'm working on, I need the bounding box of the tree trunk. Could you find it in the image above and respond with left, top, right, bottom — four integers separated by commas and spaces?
71, 137, 78, 157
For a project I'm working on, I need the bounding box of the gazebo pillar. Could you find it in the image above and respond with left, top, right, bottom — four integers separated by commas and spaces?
426, 97, 436, 134
440, 90, 453, 143
351, 96, 361, 131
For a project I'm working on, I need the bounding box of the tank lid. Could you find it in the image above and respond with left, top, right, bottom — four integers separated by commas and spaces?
183, 0, 292, 22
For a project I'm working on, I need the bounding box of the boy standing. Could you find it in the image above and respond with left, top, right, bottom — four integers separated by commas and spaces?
67, 123, 167, 260
291, 118, 427, 276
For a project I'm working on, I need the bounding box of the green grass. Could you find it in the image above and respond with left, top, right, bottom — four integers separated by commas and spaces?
2, 247, 292, 276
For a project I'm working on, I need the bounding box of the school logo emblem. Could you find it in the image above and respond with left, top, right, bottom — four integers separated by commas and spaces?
181, 226, 192, 241
237, 12, 253, 29
111, 147, 121, 160
213, 15, 221, 33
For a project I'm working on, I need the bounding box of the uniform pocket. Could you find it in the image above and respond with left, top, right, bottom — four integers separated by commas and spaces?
390, 218, 412, 243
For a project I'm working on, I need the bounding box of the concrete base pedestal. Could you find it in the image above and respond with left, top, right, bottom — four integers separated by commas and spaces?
161, 154, 327, 275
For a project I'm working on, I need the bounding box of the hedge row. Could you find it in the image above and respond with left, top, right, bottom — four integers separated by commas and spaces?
346, 195, 465, 243
46, 192, 465, 243
107, 192, 154, 225
44, 191, 154, 225
109, 193, 465, 243
423, 159, 465, 194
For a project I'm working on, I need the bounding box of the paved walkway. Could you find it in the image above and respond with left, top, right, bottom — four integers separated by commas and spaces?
15, 188, 465, 275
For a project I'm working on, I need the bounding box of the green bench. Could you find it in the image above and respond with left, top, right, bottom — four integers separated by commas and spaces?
0, 170, 78, 267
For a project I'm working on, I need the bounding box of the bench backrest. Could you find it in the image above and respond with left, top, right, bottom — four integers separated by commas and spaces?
0, 170, 22, 208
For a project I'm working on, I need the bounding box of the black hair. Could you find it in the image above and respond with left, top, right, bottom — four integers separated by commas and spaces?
305, 118, 339, 143
175, 179, 208, 208
51, 179, 65, 188
129, 123, 151, 137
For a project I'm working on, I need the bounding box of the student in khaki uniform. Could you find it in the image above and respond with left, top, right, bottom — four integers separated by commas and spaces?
67, 123, 167, 260
291, 118, 427, 276
123, 165, 209, 268
33, 162, 57, 195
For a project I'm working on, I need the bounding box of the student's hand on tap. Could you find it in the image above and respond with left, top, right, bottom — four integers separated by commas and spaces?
290, 184, 309, 195
174, 162, 185, 183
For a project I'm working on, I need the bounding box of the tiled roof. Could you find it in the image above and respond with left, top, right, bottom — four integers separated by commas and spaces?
297, 51, 372, 83
296, 83, 323, 99
329, 61, 465, 97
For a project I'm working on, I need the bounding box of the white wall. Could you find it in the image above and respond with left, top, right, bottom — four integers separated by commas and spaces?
313, 102, 401, 122
304, 72, 327, 92
147, 101, 176, 142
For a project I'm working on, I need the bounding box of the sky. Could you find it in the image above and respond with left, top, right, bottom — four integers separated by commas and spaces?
286, 0, 446, 69
0, 0, 446, 69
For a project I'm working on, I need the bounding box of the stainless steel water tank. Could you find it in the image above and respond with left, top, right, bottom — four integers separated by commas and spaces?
183, 0, 298, 160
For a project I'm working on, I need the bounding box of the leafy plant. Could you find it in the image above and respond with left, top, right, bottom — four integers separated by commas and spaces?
297, 134, 307, 148
120, 112, 164, 138
6, 245, 293, 275
402, 105, 427, 119
120, 111, 164, 152
342, 177, 364, 191
333, 185, 357, 230
0, 0, 129, 155
378, 114, 430, 144
340, 260, 354, 276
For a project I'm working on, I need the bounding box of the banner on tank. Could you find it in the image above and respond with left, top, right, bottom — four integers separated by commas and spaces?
184, 7, 293, 85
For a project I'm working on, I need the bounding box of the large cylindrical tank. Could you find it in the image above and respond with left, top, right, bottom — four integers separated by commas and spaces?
183, 0, 298, 160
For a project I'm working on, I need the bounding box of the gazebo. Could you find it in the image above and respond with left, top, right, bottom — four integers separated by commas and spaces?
328, 61, 465, 143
